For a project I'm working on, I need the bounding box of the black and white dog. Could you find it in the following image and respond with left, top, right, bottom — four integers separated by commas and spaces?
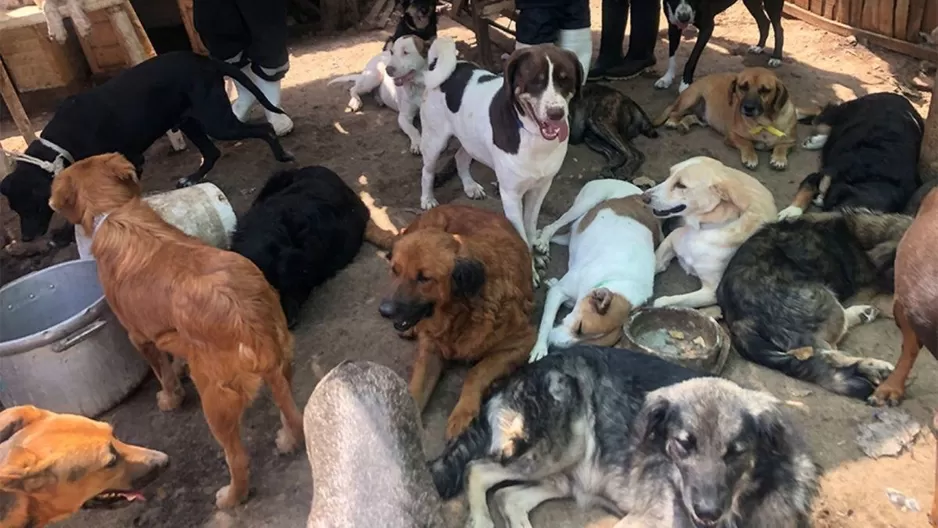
655, 0, 785, 92
386, 0, 438, 49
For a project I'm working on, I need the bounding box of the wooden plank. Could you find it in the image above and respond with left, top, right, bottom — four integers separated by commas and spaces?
783, 3, 938, 61
861, 0, 877, 32
834, 0, 850, 23
877, 0, 895, 37
809, 0, 824, 15
907, 0, 926, 40
823, 0, 837, 20
895, 0, 911, 41
0, 57, 36, 143
849, 0, 864, 27
176, 0, 208, 55
924, 0, 937, 34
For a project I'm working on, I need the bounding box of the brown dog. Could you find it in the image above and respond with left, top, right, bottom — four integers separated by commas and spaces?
867, 187, 938, 525
0, 405, 169, 528
48, 153, 304, 509
378, 205, 535, 439
656, 67, 800, 171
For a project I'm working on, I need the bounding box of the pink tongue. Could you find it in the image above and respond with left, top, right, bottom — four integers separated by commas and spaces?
394, 77, 404, 86
120, 491, 145, 502
540, 121, 569, 142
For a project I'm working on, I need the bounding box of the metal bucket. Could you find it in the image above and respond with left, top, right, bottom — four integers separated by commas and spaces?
0, 260, 149, 417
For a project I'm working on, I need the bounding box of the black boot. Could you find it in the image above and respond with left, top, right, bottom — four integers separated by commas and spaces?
603, 0, 659, 80
588, 0, 629, 80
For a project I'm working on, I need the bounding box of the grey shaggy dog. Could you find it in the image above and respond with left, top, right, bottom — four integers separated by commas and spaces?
717, 209, 912, 400
429, 346, 818, 528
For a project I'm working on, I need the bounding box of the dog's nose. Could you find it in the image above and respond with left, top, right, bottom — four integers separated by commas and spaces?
386, 65, 397, 77
641, 192, 652, 204
693, 500, 723, 523
677, 12, 691, 23
741, 103, 759, 116
379, 300, 397, 318
546, 107, 565, 121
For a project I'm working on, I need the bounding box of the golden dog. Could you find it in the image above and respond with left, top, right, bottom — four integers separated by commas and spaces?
378, 205, 535, 439
656, 67, 802, 171
48, 153, 304, 509
0, 405, 168, 528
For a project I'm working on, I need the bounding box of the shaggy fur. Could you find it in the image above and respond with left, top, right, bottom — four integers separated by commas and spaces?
717, 210, 912, 399
48, 154, 304, 510
231, 166, 394, 328
378, 205, 535, 440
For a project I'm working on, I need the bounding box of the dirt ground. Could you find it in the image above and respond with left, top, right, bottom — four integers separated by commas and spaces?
2, 3, 937, 527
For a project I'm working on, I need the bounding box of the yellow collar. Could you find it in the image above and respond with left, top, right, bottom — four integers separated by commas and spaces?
749, 125, 786, 137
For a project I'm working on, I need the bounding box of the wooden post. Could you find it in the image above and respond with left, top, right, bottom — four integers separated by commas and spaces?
0, 57, 36, 144
922, 70, 938, 183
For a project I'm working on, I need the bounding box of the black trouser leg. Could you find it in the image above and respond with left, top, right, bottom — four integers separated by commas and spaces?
597, 0, 628, 64
624, 0, 660, 61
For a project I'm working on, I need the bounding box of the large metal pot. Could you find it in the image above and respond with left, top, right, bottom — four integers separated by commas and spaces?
0, 260, 149, 417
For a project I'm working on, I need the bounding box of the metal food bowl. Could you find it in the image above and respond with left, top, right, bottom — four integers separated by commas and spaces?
0, 260, 149, 416
622, 306, 730, 375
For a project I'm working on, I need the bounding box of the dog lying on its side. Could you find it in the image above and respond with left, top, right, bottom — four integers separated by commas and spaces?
778, 92, 924, 220
643, 156, 776, 310
0, 405, 169, 528
718, 210, 911, 399
429, 346, 819, 528
48, 154, 304, 509
568, 83, 658, 179
231, 166, 396, 328
529, 179, 660, 362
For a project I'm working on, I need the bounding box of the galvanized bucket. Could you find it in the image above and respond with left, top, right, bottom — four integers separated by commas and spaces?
0, 260, 149, 416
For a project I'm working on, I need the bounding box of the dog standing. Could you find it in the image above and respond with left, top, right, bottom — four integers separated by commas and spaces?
48, 154, 304, 509
529, 179, 660, 362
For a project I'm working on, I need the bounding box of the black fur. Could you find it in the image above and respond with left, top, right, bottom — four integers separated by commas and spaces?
440, 62, 481, 113
230, 166, 370, 328
451, 258, 486, 298
386, 0, 438, 48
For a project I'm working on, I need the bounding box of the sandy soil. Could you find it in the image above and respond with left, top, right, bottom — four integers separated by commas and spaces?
2, 3, 937, 527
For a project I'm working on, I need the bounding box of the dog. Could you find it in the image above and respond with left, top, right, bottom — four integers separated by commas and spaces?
33, 0, 92, 43
643, 156, 776, 310
328, 35, 431, 154
656, 67, 802, 170
418, 37, 583, 279
429, 346, 819, 528
231, 166, 396, 329
777, 92, 924, 220
717, 210, 912, 399
48, 153, 304, 509
377, 204, 535, 439
0, 405, 169, 528
304, 361, 446, 527
656, 0, 785, 92
386, 0, 438, 48
529, 179, 660, 362
568, 83, 658, 179
1, 51, 293, 243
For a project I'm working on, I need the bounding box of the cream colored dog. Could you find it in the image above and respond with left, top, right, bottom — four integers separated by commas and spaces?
642, 156, 776, 310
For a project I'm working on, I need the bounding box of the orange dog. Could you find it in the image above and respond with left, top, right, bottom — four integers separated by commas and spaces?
0, 405, 168, 528
868, 187, 938, 525
378, 205, 535, 439
48, 153, 303, 509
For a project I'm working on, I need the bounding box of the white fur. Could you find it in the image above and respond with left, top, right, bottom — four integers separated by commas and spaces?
777, 205, 804, 220
655, 56, 677, 90
529, 180, 655, 362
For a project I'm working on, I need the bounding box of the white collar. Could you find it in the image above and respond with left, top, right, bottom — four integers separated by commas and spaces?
1, 137, 74, 176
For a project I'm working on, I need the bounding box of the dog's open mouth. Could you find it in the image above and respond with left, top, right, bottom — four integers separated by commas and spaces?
522, 101, 569, 142
652, 204, 687, 217
391, 304, 434, 332
393, 70, 416, 86
82, 490, 146, 510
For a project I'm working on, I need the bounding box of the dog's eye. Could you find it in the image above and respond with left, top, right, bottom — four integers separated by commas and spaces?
725, 442, 747, 459
670, 435, 696, 458
105, 445, 120, 468
575, 322, 583, 336
738, 82, 749, 91
674, 182, 686, 190
758, 86, 770, 94
416, 271, 430, 283
392, 265, 400, 276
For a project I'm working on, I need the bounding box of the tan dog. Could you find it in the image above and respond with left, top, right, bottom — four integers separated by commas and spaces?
656, 67, 800, 171
378, 205, 535, 439
0, 405, 169, 528
48, 154, 304, 509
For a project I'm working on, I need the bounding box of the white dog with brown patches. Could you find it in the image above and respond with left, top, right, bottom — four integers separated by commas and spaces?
529, 180, 660, 362
643, 156, 777, 311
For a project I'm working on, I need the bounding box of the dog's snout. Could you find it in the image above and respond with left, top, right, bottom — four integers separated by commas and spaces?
379, 299, 398, 318
741, 101, 761, 117
641, 192, 652, 204
692, 499, 723, 523
386, 65, 397, 77
546, 107, 565, 121
677, 12, 691, 23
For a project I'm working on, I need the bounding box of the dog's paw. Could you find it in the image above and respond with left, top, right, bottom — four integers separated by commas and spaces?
850, 305, 880, 324
802, 134, 828, 150
534, 252, 550, 272
813, 195, 825, 207
652, 296, 676, 308
275, 427, 299, 454
741, 156, 759, 170
868, 382, 905, 407
544, 277, 560, 288
156, 388, 184, 412
777, 206, 804, 221
420, 195, 439, 210
445, 407, 477, 440
769, 155, 787, 171
857, 358, 895, 386
215, 485, 247, 509
678, 81, 691, 93
654, 74, 673, 90
347, 97, 363, 112
49, 26, 68, 43
529, 344, 549, 363
768, 57, 782, 68
748, 45, 765, 55
532, 232, 551, 255
409, 142, 421, 155
463, 181, 486, 200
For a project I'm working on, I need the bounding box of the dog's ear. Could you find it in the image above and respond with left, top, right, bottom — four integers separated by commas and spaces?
772, 80, 790, 115
104, 153, 139, 185
451, 257, 486, 297
559, 48, 584, 97
728, 78, 738, 106
0, 406, 46, 444
634, 396, 673, 448
0, 449, 56, 493
712, 179, 752, 212
589, 288, 614, 315
754, 409, 793, 460
504, 48, 532, 112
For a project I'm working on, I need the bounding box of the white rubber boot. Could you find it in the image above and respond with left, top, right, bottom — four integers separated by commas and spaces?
254, 66, 294, 137
557, 28, 593, 85
229, 63, 257, 122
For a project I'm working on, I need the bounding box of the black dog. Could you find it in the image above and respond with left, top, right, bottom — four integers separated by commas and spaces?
657, 0, 784, 90
569, 83, 658, 179
0, 51, 293, 242
230, 166, 394, 328
778, 93, 924, 220
385, 0, 438, 50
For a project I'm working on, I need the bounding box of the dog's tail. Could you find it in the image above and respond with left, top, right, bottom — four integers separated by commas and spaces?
364, 218, 397, 250
632, 102, 659, 139
328, 74, 361, 86
212, 60, 285, 115
428, 417, 491, 499
424, 37, 459, 91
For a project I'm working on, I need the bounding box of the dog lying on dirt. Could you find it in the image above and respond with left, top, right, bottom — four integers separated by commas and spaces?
656, 67, 803, 170
430, 346, 819, 528
718, 209, 912, 400
568, 83, 658, 179
0, 405, 169, 528
378, 204, 535, 439
48, 153, 304, 509
304, 360, 445, 527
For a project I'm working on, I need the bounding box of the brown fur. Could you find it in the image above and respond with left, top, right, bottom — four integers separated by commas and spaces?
578, 195, 662, 246
0, 406, 168, 528
575, 289, 633, 346
382, 205, 535, 439
655, 68, 799, 171
47, 153, 304, 510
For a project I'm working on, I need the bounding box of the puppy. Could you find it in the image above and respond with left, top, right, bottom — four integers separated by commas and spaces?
48, 154, 304, 509
328, 35, 431, 154
231, 166, 396, 328
778, 92, 924, 220
643, 156, 776, 310
529, 179, 660, 362
568, 83, 658, 179
0, 405, 169, 528
656, 0, 785, 92
1, 51, 292, 243
378, 205, 535, 439
656, 67, 800, 170
386, 0, 438, 47
717, 209, 911, 399
34, 0, 92, 43
418, 38, 582, 280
